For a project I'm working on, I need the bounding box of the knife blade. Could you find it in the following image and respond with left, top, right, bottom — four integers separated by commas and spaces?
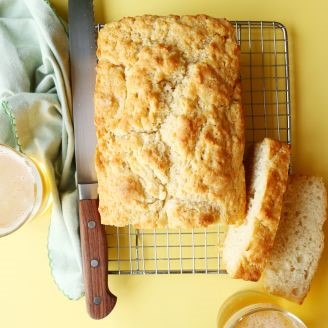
68, 0, 117, 319
69, 0, 97, 188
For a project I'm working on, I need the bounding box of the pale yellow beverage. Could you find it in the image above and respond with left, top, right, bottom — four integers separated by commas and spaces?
217, 291, 307, 328
227, 304, 306, 328
0, 145, 51, 237
235, 309, 294, 327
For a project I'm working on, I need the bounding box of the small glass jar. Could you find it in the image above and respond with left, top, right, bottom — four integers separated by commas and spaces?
217, 290, 307, 328
0, 144, 51, 237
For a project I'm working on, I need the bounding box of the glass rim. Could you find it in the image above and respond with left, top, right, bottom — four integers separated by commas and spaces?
223, 303, 307, 328
217, 290, 307, 328
0, 144, 43, 237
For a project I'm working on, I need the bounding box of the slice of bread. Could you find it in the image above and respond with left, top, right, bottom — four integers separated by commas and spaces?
261, 175, 327, 304
222, 138, 291, 281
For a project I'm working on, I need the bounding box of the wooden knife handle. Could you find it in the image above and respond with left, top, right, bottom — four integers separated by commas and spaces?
79, 199, 117, 319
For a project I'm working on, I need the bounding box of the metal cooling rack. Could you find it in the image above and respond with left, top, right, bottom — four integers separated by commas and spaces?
100, 21, 291, 275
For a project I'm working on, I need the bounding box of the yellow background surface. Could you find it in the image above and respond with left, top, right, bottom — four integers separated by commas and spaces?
1, 0, 328, 327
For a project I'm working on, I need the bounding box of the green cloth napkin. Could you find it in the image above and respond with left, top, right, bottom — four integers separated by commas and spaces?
0, 0, 84, 300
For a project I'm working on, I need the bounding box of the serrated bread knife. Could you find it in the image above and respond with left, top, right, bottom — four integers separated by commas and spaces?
68, 0, 117, 319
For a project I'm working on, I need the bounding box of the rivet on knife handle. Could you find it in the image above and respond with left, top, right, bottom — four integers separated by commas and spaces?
79, 199, 117, 319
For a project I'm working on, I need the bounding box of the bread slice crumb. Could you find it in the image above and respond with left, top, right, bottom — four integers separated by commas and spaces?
223, 138, 290, 281
261, 175, 327, 304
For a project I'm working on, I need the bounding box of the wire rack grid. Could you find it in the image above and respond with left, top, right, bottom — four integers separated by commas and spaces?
99, 21, 291, 275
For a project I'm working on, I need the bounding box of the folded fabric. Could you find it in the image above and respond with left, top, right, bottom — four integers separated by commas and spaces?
0, 0, 84, 300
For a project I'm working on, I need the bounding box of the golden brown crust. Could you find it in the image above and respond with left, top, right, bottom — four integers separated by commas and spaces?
231, 139, 291, 280
95, 15, 245, 228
